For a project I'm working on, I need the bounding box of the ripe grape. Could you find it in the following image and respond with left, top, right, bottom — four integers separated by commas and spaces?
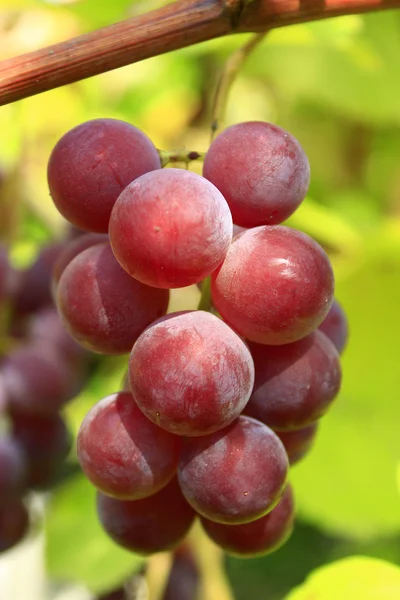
52, 232, 108, 286
163, 543, 199, 600
47, 119, 161, 233
10, 411, 71, 489
109, 168, 232, 289
97, 478, 196, 555
56, 242, 169, 354
318, 298, 349, 354
0, 438, 26, 498
12, 243, 64, 316
77, 391, 182, 500
244, 331, 341, 430
2, 345, 78, 414
203, 121, 310, 227
275, 424, 318, 465
211, 226, 334, 345
129, 311, 254, 436
200, 484, 295, 557
178, 416, 288, 524
0, 498, 29, 553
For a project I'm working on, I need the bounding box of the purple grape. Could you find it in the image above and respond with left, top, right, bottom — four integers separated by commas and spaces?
0, 438, 26, 498
318, 298, 349, 354
244, 331, 341, 430
275, 424, 318, 465
178, 416, 288, 524
0, 498, 29, 553
97, 478, 196, 555
200, 484, 295, 557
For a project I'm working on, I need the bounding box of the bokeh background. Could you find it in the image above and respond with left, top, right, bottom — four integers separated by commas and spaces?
1, 1, 400, 598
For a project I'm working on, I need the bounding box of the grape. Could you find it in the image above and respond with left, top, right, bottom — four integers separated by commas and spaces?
52, 232, 108, 286
275, 424, 318, 465
27, 306, 89, 366
129, 311, 254, 436
163, 543, 199, 600
211, 226, 334, 345
200, 484, 295, 557
0, 498, 29, 553
97, 478, 196, 555
78, 391, 182, 500
2, 345, 78, 414
244, 331, 341, 430
178, 416, 288, 524
109, 168, 233, 289
47, 119, 161, 233
12, 243, 64, 316
10, 411, 71, 489
203, 121, 310, 227
0, 438, 26, 498
56, 242, 169, 355
318, 298, 349, 355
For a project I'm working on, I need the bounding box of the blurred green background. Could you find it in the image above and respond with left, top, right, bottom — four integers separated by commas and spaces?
1, 1, 400, 598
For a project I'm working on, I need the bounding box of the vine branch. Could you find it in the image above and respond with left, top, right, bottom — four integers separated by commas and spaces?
0, 0, 398, 106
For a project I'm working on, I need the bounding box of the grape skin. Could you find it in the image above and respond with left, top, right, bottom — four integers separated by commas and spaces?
244, 330, 341, 430
56, 242, 169, 355
10, 411, 71, 489
109, 168, 233, 289
97, 478, 196, 555
201, 484, 295, 557
203, 121, 310, 227
129, 311, 255, 436
0, 438, 26, 498
0, 498, 29, 553
52, 232, 108, 286
47, 119, 161, 233
2, 345, 78, 414
178, 416, 288, 524
275, 424, 318, 465
77, 391, 182, 500
211, 226, 334, 345
318, 298, 349, 355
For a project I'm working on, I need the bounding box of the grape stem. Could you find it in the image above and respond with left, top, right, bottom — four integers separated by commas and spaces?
211, 31, 267, 140
158, 149, 206, 168
0, 0, 399, 106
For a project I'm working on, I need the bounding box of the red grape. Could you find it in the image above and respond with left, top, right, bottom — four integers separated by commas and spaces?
129, 311, 254, 436
178, 416, 288, 524
77, 391, 182, 500
56, 242, 169, 354
244, 331, 341, 430
275, 424, 318, 465
0, 438, 26, 498
200, 484, 295, 557
12, 243, 64, 316
97, 478, 196, 555
318, 298, 349, 355
2, 345, 78, 414
47, 119, 161, 233
52, 232, 108, 286
163, 543, 199, 600
0, 498, 29, 553
203, 121, 310, 227
10, 411, 71, 489
211, 226, 334, 345
109, 168, 232, 289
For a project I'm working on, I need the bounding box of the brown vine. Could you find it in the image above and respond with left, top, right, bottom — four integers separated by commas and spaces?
0, 0, 398, 106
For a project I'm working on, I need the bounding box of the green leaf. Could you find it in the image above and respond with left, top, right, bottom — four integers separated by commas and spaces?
285, 556, 400, 600
46, 474, 143, 593
291, 224, 400, 538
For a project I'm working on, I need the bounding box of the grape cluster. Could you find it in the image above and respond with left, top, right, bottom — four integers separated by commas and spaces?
0, 236, 97, 552
46, 118, 348, 559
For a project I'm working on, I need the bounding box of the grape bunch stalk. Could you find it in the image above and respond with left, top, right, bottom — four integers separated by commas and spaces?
43, 117, 348, 560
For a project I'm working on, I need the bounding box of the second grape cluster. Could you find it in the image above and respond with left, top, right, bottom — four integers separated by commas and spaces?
48, 118, 347, 558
